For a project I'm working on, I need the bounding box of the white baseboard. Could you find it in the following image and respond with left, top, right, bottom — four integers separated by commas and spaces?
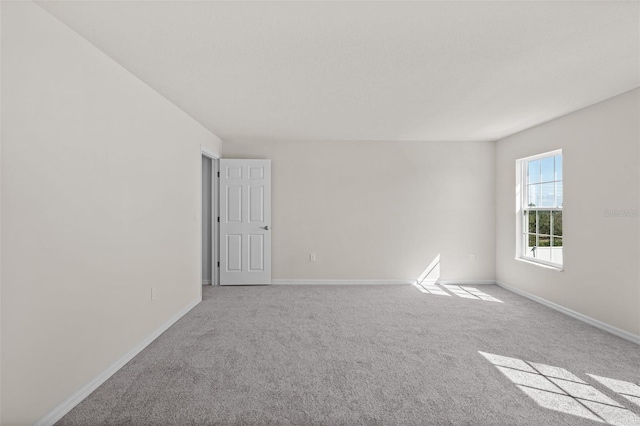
34, 297, 202, 426
496, 281, 640, 346
271, 279, 414, 285
437, 280, 497, 286
271, 279, 496, 286
202, 279, 211, 285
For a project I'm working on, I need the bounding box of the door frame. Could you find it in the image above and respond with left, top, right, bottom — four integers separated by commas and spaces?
201, 146, 220, 286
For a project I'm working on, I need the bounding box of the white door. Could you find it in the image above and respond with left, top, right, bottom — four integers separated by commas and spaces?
219, 159, 271, 285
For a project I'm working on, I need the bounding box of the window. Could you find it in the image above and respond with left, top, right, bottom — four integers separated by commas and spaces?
519, 151, 563, 268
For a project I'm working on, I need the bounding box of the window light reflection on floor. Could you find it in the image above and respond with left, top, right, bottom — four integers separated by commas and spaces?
442, 285, 503, 303
422, 284, 451, 296
590, 375, 640, 409
412, 282, 503, 302
479, 351, 640, 426
441, 284, 478, 299
464, 287, 503, 302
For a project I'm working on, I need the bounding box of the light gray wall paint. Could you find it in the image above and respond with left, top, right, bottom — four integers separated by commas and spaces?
202, 156, 212, 284
1, 2, 220, 424
0, 1, 3, 422
223, 140, 496, 282
496, 88, 640, 337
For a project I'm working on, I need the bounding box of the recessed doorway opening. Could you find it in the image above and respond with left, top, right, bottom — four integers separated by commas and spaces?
202, 147, 219, 286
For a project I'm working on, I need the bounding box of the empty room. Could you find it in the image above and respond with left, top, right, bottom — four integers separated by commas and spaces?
1, 1, 639, 425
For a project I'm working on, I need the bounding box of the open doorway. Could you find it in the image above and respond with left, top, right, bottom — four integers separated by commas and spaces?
201, 148, 219, 286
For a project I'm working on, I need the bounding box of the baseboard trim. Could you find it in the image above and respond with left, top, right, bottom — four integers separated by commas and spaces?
202, 279, 211, 285
496, 281, 640, 346
271, 279, 496, 286
272, 279, 414, 285
437, 280, 497, 286
34, 297, 202, 426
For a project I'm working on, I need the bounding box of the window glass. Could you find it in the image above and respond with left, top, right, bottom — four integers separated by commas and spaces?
538, 211, 551, 236
555, 182, 563, 207
552, 211, 563, 236
555, 155, 563, 180
520, 151, 562, 267
528, 160, 541, 184
541, 157, 554, 182
528, 211, 536, 234
528, 185, 539, 207
540, 183, 555, 207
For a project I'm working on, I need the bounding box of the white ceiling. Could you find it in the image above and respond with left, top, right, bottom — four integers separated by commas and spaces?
36, 1, 639, 142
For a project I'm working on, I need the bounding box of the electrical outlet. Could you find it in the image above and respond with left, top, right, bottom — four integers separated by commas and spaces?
151, 287, 157, 301
470, 253, 476, 262
310, 253, 317, 262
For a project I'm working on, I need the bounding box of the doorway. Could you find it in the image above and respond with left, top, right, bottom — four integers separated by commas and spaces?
201, 148, 219, 286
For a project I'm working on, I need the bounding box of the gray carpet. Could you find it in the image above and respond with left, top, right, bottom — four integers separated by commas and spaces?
57, 284, 640, 425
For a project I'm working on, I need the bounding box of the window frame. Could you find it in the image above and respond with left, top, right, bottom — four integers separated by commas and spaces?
517, 150, 563, 269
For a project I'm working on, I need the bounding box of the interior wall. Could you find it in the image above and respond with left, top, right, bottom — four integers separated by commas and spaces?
0, 1, 3, 422
496, 88, 640, 337
223, 140, 496, 282
1, 2, 221, 424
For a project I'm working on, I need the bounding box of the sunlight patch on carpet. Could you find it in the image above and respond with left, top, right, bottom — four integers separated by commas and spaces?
412, 283, 503, 302
480, 351, 640, 426
442, 285, 503, 302
412, 282, 451, 296
463, 287, 503, 302
590, 375, 640, 409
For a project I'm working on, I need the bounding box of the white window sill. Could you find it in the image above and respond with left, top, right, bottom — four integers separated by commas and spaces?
516, 257, 564, 271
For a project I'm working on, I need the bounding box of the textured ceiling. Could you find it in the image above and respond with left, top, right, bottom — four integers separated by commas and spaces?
36, 1, 639, 142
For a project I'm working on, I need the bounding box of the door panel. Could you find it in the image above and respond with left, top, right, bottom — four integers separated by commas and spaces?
219, 159, 271, 285
226, 234, 243, 272
249, 186, 264, 222
226, 186, 242, 222
249, 234, 264, 271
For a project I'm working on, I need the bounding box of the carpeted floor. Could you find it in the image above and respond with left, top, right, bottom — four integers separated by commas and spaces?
57, 284, 640, 425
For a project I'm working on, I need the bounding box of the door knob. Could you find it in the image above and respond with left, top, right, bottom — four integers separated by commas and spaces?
261, 226, 270, 230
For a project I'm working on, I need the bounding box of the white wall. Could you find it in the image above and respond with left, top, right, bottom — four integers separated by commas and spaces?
496, 88, 640, 337
223, 140, 495, 283
0, 2, 221, 424
0, 1, 3, 422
